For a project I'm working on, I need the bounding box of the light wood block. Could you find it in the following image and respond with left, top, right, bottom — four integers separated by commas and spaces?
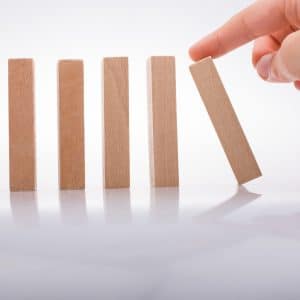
148, 56, 179, 187
190, 57, 262, 184
9, 59, 36, 191
103, 57, 130, 189
58, 60, 85, 190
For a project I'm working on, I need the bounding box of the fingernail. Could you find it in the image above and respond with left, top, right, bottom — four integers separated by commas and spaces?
256, 53, 274, 80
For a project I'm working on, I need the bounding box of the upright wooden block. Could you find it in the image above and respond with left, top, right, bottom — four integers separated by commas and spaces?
9, 59, 36, 191
58, 60, 85, 190
148, 56, 179, 187
103, 57, 130, 188
189, 57, 262, 184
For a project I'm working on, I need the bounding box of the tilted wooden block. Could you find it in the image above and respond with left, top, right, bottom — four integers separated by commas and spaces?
103, 57, 130, 189
148, 56, 179, 187
58, 60, 85, 190
190, 57, 262, 184
9, 59, 36, 191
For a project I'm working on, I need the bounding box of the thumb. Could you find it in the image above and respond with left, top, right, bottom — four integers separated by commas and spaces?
256, 31, 300, 83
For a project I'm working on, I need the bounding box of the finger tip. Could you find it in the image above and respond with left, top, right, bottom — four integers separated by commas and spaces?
188, 45, 199, 61
294, 81, 300, 90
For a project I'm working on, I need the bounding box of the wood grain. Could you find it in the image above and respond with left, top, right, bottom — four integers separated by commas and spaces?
103, 57, 130, 189
58, 60, 85, 190
9, 59, 36, 191
148, 56, 179, 187
190, 57, 262, 184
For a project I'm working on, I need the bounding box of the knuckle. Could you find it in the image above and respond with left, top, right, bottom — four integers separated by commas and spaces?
278, 31, 300, 80
285, 0, 300, 27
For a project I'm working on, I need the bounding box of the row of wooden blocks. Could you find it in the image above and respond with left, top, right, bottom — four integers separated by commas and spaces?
8, 56, 261, 191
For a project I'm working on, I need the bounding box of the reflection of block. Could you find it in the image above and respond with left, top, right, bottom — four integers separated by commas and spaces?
103, 57, 130, 189
190, 57, 262, 184
58, 60, 85, 190
9, 59, 36, 191
148, 56, 179, 187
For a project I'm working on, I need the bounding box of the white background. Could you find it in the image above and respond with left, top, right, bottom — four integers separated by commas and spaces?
0, 0, 298, 191
1, 1, 300, 299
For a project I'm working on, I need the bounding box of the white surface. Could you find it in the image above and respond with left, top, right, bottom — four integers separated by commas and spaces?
1, 184, 300, 299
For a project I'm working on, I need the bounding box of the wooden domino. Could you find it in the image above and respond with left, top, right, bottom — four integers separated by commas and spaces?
103, 57, 130, 189
9, 59, 36, 191
58, 60, 85, 190
190, 57, 262, 184
148, 56, 179, 187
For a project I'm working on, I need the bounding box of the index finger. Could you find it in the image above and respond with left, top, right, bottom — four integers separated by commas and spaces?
189, 0, 288, 61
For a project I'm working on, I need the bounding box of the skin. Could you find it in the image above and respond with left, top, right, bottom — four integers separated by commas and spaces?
189, 0, 300, 89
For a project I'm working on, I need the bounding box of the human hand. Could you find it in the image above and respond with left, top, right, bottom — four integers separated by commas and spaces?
189, 0, 300, 89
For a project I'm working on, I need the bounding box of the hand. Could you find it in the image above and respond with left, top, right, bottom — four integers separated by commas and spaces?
189, 0, 300, 89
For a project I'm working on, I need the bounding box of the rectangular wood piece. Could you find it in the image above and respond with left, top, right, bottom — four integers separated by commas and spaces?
103, 57, 130, 188
9, 59, 36, 191
148, 56, 179, 187
189, 57, 262, 184
58, 60, 85, 190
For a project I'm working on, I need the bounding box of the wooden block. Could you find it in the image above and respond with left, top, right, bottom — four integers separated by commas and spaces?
103, 57, 130, 188
58, 60, 85, 190
148, 56, 179, 187
189, 57, 262, 184
9, 59, 36, 191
